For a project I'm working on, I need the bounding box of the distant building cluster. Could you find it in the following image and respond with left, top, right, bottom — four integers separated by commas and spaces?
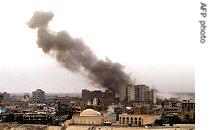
0, 87, 195, 127
154, 98, 195, 123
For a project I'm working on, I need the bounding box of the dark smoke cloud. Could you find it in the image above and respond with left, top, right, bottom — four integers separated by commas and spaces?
27, 11, 131, 93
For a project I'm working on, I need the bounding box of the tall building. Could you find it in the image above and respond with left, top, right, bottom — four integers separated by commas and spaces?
134, 85, 148, 101
119, 84, 134, 101
149, 89, 156, 103
32, 89, 45, 103
119, 84, 156, 103
82, 89, 115, 105
0, 92, 10, 101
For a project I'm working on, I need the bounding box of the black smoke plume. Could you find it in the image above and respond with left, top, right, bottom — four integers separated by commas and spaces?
27, 11, 131, 93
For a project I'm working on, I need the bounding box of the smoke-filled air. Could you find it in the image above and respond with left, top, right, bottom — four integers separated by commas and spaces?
27, 11, 131, 93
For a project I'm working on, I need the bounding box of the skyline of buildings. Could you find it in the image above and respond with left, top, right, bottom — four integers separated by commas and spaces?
0, 87, 195, 128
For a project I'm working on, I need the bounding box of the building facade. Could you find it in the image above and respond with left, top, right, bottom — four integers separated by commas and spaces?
68, 109, 104, 125
163, 106, 182, 115
182, 99, 195, 110
32, 89, 45, 103
82, 89, 115, 105
119, 114, 160, 126
0, 92, 10, 101
119, 84, 156, 103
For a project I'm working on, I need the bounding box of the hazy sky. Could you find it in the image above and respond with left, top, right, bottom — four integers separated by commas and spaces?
0, 0, 196, 93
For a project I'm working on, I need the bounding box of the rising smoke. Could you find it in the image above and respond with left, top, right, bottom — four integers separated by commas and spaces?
27, 11, 131, 93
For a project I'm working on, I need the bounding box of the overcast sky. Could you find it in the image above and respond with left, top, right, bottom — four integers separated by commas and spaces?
0, 0, 196, 93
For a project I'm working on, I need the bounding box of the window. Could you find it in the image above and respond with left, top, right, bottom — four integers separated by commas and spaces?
126, 117, 129, 124
139, 118, 142, 126
122, 117, 125, 124
131, 117, 133, 124
134, 117, 138, 124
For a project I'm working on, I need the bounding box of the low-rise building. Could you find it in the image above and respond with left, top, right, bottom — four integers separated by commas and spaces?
182, 99, 195, 110
163, 106, 182, 115
119, 113, 160, 126
66, 108, 117, 125
67, 109, 104, 125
